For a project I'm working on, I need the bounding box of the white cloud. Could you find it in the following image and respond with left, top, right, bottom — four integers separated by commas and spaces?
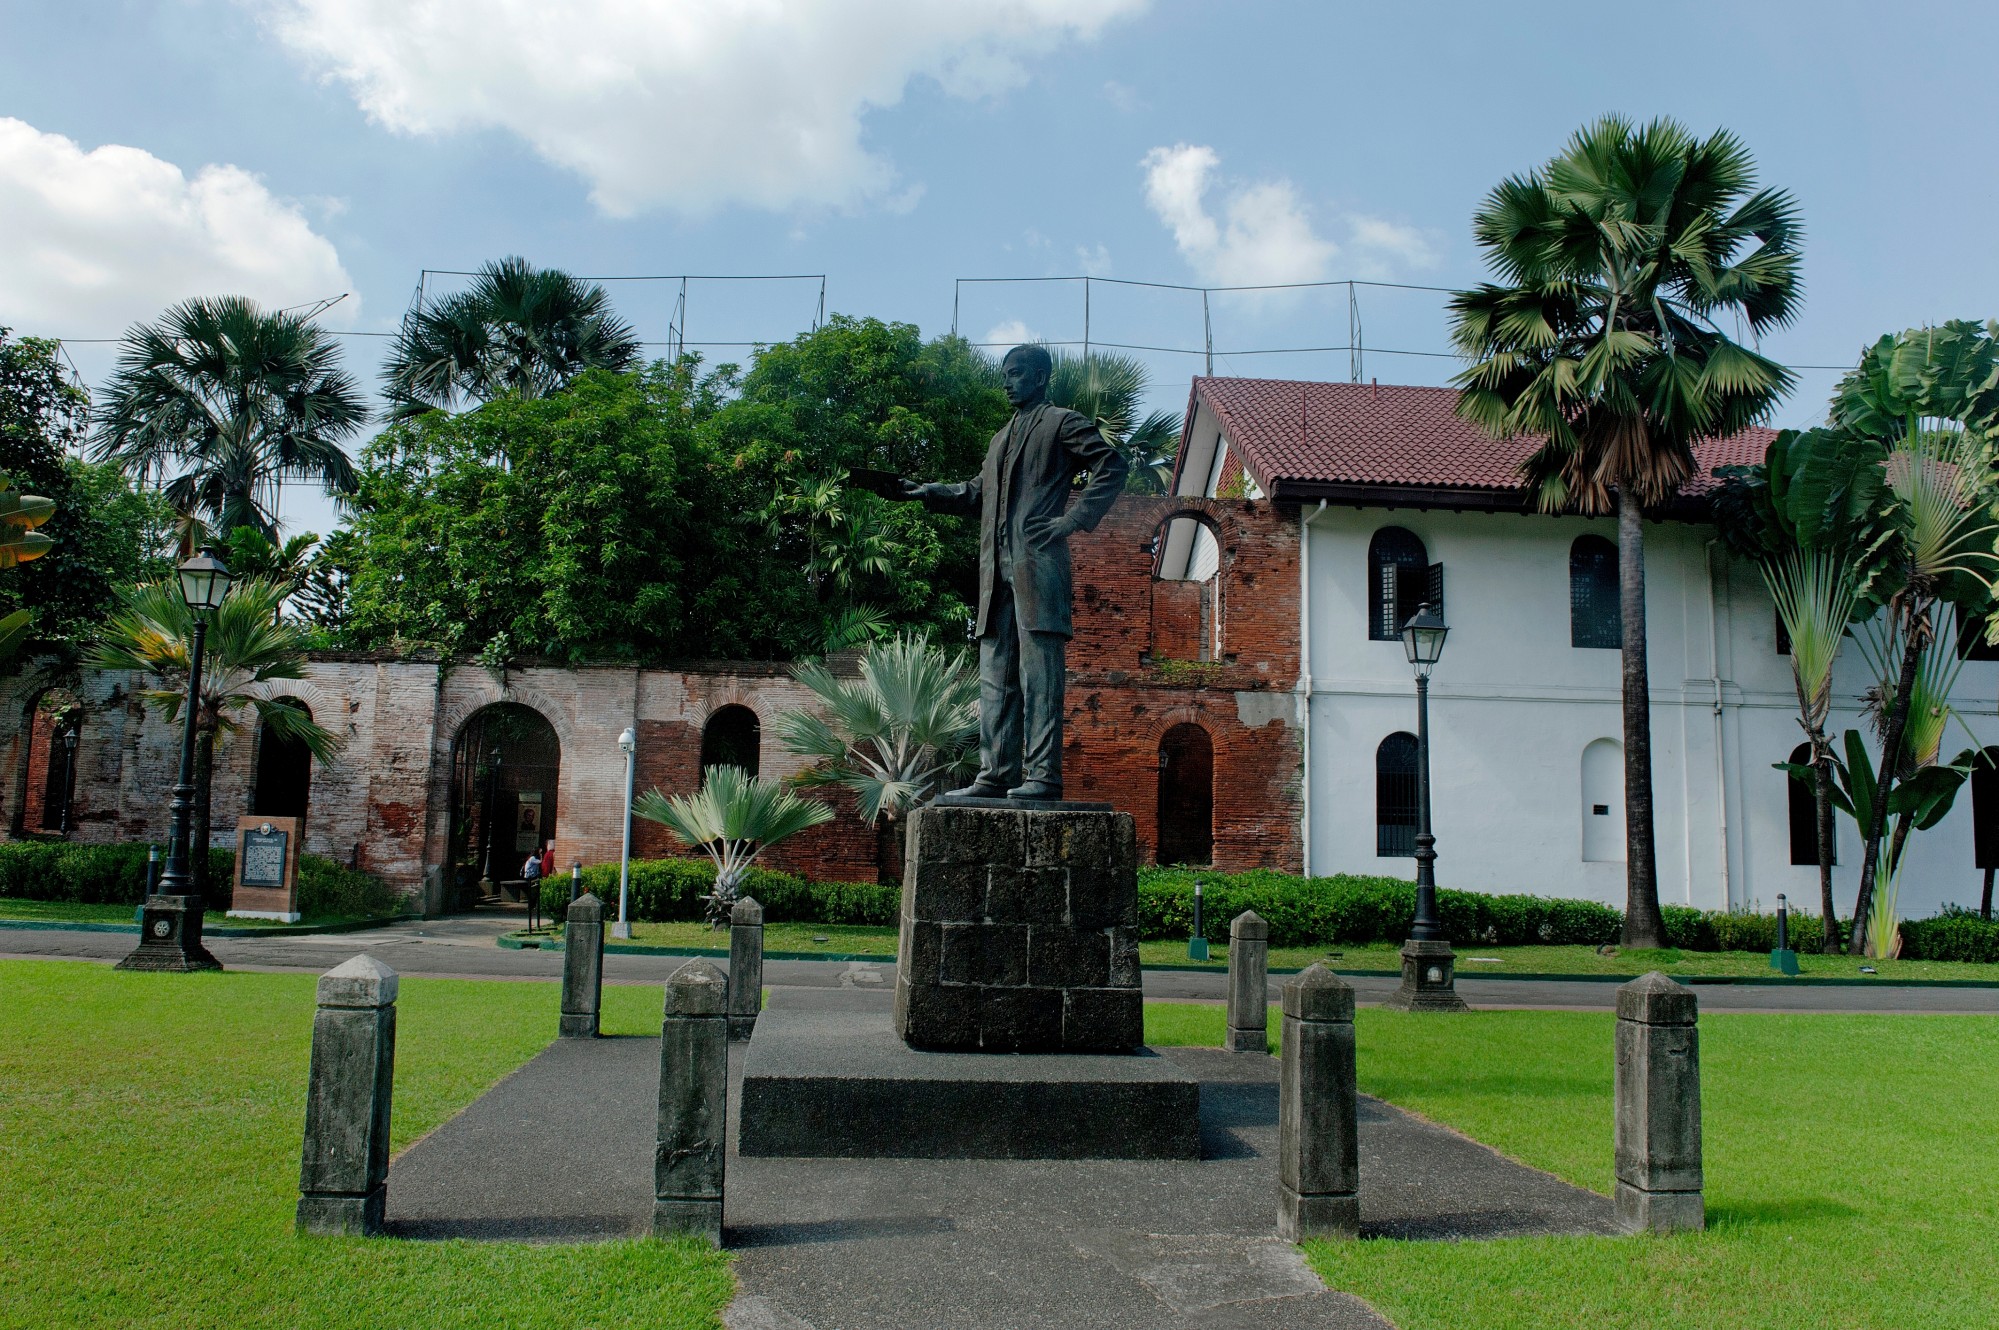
1076, 243, 1112, 276
0, 118, 357, 336
981, 319, 1039, 349
1140, 143, 1440, 287
256, 0, 1150, 217
1102, 79, 1144, 113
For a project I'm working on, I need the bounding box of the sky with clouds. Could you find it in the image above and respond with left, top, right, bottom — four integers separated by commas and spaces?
4, 0, 1997, 528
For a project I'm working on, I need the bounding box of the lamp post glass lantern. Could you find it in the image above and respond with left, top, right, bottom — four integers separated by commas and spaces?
1385, 601, 1466, 1011
116, 545, 232, 973
615, 727, 636, 940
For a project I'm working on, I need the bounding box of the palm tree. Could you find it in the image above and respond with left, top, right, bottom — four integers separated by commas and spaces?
382, 257, 642, 417
89, 577, 342, 896
1450, 116, 1803, 948
632, 765, 833, 927
774, 632, 979, 826
1821, 322, 1999, 955
1716, 427, 1891, 948
94, 297, 367, 540
1048, 351, 1181, 493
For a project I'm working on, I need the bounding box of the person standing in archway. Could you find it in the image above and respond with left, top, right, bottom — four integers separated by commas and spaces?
895, 344, 1127, 800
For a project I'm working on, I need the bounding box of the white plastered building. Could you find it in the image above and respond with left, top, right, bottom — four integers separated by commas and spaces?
1173, 376, 1999, 919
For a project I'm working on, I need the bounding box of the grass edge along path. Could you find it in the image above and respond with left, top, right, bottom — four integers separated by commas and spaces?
0, 959, 733, 1330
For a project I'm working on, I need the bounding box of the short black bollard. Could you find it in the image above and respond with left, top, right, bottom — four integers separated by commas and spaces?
655, 960, 728, 1245
1188, 879, 1209, 961
297, 955, 398, 1236
1614, 972, 1704, 1234
560, 892, 606, 1038
1277, 964, 1359, 1240
1225, 909, 1270, 1052
569, 860, 582, 905
728, 896, 764, 1042
1769, 893, 1798, 976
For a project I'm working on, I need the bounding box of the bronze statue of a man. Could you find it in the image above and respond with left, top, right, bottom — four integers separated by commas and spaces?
896, 344, 1127, 800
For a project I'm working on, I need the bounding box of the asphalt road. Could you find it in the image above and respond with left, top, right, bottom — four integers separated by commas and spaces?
6, 915, 1996, 1014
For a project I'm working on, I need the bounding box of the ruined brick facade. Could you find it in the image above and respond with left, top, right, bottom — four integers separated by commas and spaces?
0, 495, 1305, 909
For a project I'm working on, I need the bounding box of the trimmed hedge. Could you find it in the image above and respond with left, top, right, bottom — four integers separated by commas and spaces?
1900, 912, 1999, 963
548, 857, 897, 928
0, 839, 404, 919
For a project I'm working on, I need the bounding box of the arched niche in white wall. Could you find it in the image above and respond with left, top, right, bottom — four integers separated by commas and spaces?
1581, 738, 1625, 862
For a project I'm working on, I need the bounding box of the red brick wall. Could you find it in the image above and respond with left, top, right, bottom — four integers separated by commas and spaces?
19, 704, 52, 832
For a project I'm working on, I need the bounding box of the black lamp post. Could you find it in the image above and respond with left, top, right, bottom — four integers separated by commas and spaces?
1383, 602, 1467, 1012
117, 546, 232, 973
57, 724, 78, 836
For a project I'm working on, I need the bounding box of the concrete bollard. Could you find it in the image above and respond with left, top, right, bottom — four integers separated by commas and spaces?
1226, 909, 1270, 1053
560, 892, 606, 1038
1277, 963, 1360, 1241
297, 954, 398, 1236
1614, 972, 1704, 1234
728, 896, 764, 1042
655, 959, 729, 1245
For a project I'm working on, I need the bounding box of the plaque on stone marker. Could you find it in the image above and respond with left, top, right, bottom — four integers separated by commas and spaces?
229, 814, 303, 922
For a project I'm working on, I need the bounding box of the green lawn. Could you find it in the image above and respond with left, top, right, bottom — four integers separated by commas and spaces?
0, 960, 733, 1329
0, 898, 398, 930
542, 918, 1999, 982
1145, 1001, 1999, 1330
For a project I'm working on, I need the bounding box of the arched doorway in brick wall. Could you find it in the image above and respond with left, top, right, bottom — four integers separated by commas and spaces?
1150, 511, 1225, 664
700, 704, 761, 779
14, 688, 84, 837
250, 699, 315, 822
1156, 722, 1214, 867
447, 702, 561, 905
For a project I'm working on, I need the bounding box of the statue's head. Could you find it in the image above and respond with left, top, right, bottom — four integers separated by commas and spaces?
1001, 343, 1053, 408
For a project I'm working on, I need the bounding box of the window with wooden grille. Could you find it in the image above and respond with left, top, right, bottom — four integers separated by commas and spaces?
1570, 535, 1621, 649
1375, 731, 1418, 857
1368, 527, 1439, 641
1786, 742, 1833, 866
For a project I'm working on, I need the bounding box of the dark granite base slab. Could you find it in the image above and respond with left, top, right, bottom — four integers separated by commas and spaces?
740, 990, 1199, 1160
932, 793, 1115, 811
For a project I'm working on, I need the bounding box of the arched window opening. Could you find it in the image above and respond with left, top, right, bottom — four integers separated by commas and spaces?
1151, 513, 1224, 663
446, 702, 562, 907
701, 705, 761, 779
1786, 742, 1835, 867
1956, 612, 1999, 662
1375, 732, 1418, 857
251, 699, 314, 821
1972, 748, 1999, 871
19, 690, 84, 837
1581, 738, 1624, 862
1368, 527, 1436, 642
1570, 535, 1621, 649
1156, 723, 1214, 866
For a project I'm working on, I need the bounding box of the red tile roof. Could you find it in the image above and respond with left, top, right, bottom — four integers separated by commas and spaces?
1187, 377, 1776, 507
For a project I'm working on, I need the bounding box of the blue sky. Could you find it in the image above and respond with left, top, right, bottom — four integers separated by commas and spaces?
3, 0, 1995, 529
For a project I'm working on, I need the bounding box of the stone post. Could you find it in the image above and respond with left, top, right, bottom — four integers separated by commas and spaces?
559, 892, 606, 1038
1276, 963, 1359, 1241
728, 896, 764, 1042
1614, 972, 1704, 1234
297, 955, 398, 1236
1226, 909, 1270, 1053
655, 960, 728, 1245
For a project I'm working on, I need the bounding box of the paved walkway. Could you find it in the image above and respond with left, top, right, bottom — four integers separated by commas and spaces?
6, 916, 1999, 1013
386, 986, 1617, 1329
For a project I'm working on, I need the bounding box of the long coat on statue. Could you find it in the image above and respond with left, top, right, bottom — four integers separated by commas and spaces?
922, 402, 1128, 638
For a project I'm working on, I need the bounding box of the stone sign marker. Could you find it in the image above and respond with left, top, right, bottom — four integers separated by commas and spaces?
655, 960, 728, 1245
1613, 972, 1704, 1234
297, 954, 398, 1236
1226, 909, 1270, 1052
559, 892, 605, 1038
229, 814, 302, 922
1277, 964, 1360, 1241
728, 896, 764, 1041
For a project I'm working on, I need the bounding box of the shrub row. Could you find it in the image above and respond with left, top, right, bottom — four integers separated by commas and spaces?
0, 839, 404, 919
546, 857, 897, 928
1899, 912, 1999, 963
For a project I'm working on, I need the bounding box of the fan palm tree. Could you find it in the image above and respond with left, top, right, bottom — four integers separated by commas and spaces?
382, 257, 642, 417
1049, 350, 1181, 493
774, 632, 979, 826
89, 577, 342, 896
93, 297, 367, 540
1450, 116, 1803, 947
632, 765, 833, 927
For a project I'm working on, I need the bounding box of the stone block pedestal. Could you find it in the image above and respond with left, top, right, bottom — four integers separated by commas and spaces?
1377, 938, 1468, 1012
893, 802, 1141, 1052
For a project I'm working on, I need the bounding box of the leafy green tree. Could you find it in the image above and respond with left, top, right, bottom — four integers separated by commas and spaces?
1716, 427, 1892, 947
383, 257, 641, 417
1048, 350, 1181, 493
1450, 116, 1803, 948
774, 633, 978, 824
632, 765, 833, 926
93, 297, 367, 539
89, 578, 342, 896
